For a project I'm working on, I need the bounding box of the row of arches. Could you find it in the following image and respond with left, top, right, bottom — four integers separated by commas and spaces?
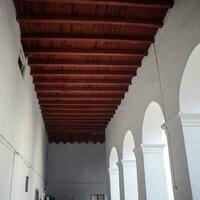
109, 102, 174, 200
109, 43, 200, 200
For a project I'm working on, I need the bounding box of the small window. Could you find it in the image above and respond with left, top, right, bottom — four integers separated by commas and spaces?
18, 48, 26, 77
35, 189, 39, 200
25, 176, 29, 192
91, 194, 105, 200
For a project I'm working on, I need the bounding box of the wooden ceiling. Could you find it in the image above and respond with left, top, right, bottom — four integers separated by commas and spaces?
14, 0, 173, 144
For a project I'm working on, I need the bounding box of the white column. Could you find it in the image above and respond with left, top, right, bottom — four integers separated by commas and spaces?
122, 159, 139, 200
133, 146, 147, 200
179, 113, 200, 200
108, 168, 120, 200
117, 161, 125, 200
141, 144, 168, 200
107, 168, 112, 200
163, 113, 193, 200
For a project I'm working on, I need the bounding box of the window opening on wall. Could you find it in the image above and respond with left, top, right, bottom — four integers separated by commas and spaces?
25, 176, 29, 192
91, 194, 105, 200
18, 48, 26, 77
35, 189, 39, 200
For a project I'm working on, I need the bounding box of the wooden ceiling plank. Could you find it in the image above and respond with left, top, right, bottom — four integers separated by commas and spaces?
34, 77, 132, 84
45, 122, 107, 125
48, 128, 105, 131
22, 34, 154, 44
26, 48, 147, 57
43, 112, 114, 116
35, 84, 128, 92
18, 16, 163, 28
31, 70, 136, 76
37, 93, 124, 99
44, 119, 108, 122
42, 109, 115, 113
29, 60, 140, 68
40, 103, 117, 109
14, 0, 173, 9
43, 116, 113, 119
40, 97, 121, 101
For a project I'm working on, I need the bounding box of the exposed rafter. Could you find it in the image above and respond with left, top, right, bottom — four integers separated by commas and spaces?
26, 48, 147, 57
14, 0, 173, 9
22, 34, 154, 44
18, 16, 163, 28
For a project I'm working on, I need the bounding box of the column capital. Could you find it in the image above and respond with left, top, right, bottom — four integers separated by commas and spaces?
179, 113, 200, 127
121, 159, 136, 167
141, 144, 165, 153
108, 167, 119, 175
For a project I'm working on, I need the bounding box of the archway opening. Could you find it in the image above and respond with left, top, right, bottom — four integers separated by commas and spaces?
179, 43, 200, 199
142, 101, 174, 200
122, 130, 139, 200
109, 147, 120, 200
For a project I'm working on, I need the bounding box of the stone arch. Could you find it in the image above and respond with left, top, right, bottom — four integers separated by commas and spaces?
179, 43, 200, 199
122, 130, 138, 200
109, 147, 120, 200
142, 101, 174, 200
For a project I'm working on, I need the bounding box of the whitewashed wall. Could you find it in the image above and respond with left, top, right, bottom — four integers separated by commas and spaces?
0, 0, 48, 200
46, 143, 108, 200
105, 0, 200, 200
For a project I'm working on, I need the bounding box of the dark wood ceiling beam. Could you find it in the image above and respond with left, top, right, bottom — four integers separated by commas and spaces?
40, 104, 118, 109
37, 90, 124, 95
29, 60, 140, 68
42, 112, 113, 117
40, 97, 120, 101
39, 97, 121, 104
44, 119, 108, 122
31, 69, 136, 76
45, 121, 107, 124
43, 116, 111, 120
46, 123, 106, 126
37, 92, 124, 99
48, 130, 105, 138
46, 123, 108, 127
35, 83, 128, 92
42, 109, 115, 114
33, 74, 133, 79
18, 16, 162, 28
22, 34, 154, 44
26, 48, 147, 57
33, 77, 132, 85
46, 125, 106, 129
42, 108, 115, 112
14, 0, 173, 9
33, 76, 132, 84
48, 130, 105, 134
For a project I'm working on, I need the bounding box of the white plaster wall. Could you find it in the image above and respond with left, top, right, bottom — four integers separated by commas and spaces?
0, 0, 48, 199
46, 143, 108, 200
179, 42, 200, 200
143, 149, 168, 200
182, 125, 200, 200
105, 0, 200, 199
0, 142, 13, 200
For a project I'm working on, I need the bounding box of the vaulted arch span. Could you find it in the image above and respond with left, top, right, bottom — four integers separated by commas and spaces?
179, 43, 200, 199
109, 147, 120, 200
142, 101, 174, 200
122, 130, 139, 200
